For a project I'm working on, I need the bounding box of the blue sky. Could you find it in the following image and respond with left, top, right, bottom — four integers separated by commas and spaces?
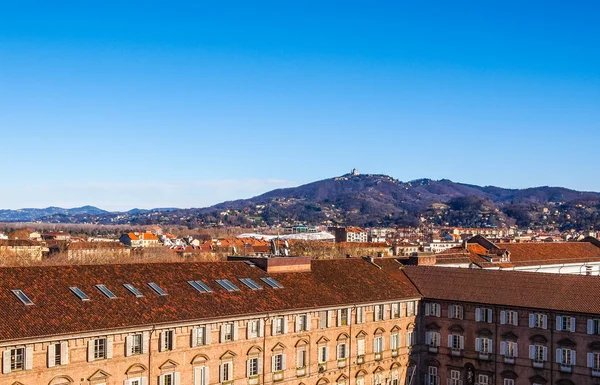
1, 1, 599, 210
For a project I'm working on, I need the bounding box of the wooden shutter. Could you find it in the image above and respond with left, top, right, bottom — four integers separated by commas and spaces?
48, 343, 56, 368
529, 345, 535, 359
306, 314, 311, 330
282, 317, 288, 334
588, 353, 595, 368
529, 313, 535, 328
106, 337, 113, 359
205, 326, 212, 344
87, 340, 95, 362
194, 366, 203, 385
475, 308, 482, 322
174, 372, 181, 385
486, 309, 492, 323
159, 374, 166, 385
326, 310, 332, 327
475, 338, 481, 352
543, 347, 548, 361
232, 323, 238, 341
282, 353, 286, 369
258, 319, 264, 337
513, 311, 519, 326
142, 332, 149, 354
500, 341, 506, 355
448, 305, 455, 319
571, 350, 576, 366
425, 332, 431, 345
24, 347, 33, 370
60, 342, 69, 365
192, 328, 199, 347
588, 319, 595, 334
514, 343, 518, 358
271, 319, 277, 336
126, 335, 133, 357
448, 335, 453, 348
542, 315, 548, 329
556, 316, 562, 331
141, 377, 149, 385
295, 315, 301, 332
570, 317, 576, 332
500, 311, 506, 324
337, 310, 342, 327
556, 348, 563, 364
160, 332, 166, 351
459, 336, 464, 350
488, 339, 493, 354
383, 304, 389, 320
424, 303, 431, 316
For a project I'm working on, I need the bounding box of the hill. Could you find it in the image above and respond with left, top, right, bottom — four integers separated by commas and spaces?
2, 174, 600, 230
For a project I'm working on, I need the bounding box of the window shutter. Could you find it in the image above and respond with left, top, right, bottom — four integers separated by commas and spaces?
296, 316, 302, 332
247, 321, 253, 339
142, 377, 148, 385
459, 336, 464, 350
306, 314, 312, 330
194, 366, 203, 385
529, 314, 535, 328
500, 341, 506, 355
588, 352, 595, 368
325, 346, 329, 361
192, 328, 198, 348
160, 332, 166, 352
347, 308, 352, 325
514, 343, 518, 358
475, 308, 482, 322
500, 311, 506, 324
282, 353, 286, 370
571, 350, 576, 366
246, 359, 251, 377
219, 364, 225, 382
556, 316, 562, 331
87, 340, 95, 362
543, 346, 548, 361
271, 356, 276, 372
48, 343, 56, 368
142, 332, 149, 354
106, 337, 113, 359
425, 332, 431, 345
589, 319, 595, 334
61, 341, 69, 365
529, 345, 535, 359
488, 339, 493, 354
374, 306, 380, 321
486, 309, 492, 323
25, 347, 33, 370
282, 318, 288, 334
258, 320, 264, 337
326, 310, 332, 327
271, 319, 276, 336
513, 312, 519, 326
556, 348, 562, 364
570, 317, 576, 333
337, 310, 342, 327
449, 305, 455, 319
125, 380, 131, 385
383, 304, 389, 320
159, 375, 166, 385
542, 315, 548, 329
448, 335, 453, 348
475, 338, 481, 352
205, 366, 210, 385
126, 335, 133, 357
424, 303, 431, 316
232, 323, 238, 341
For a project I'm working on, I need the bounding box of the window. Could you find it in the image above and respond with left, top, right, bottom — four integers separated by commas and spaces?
319, 311, 330, 329
407, 301, 416, 316
296, 349, 306, 368
391, 303, 400, 319
193, 326, 210, 346
557, 348, 576, 372
272, 353, 285, 372
273, 317, 286, 335
189, 280, 213, 293
588, 351, 600, 375
448, 304, 463, 320
123, 283, 144, 297
503, 379, 514, 385
357, 338, 365, 357
260, 277, 284, 289
501, 310, 518, 326
426, 331, 440, 350
425, 302, 440, 317
374, 304, 384, 321
222, 323, 234, 342
529, 344, 548, 367
338, 308, 349, 326
95, 284, 117, 299
161, 373, 179, 385
215, 279, 240, 292
220, 362, 233, 383
476, 337, 492, 356
427, 366, 439, 385
373, 336, 384, 353
69, 286, 90, 301
390, 333, 400, 351
530, 313, 548, 329
54, 343, 62, 366
318, 346, 329, 363
11, 290, 34, 306
148, 282, 168, 296
406, 330, 416, 347
239, 278, 262, 290
337, 343, 347, 359
248, 320, 261, 339
131, 334, 143, 355
449, 370, 461, 385
356, 307, 365, 324
476, 307, 493, 323
448, 334, 464, 352
10, 348, 25, 371
248, 357, 259, 377
296, 314, 309, 332
501, 341, 518, 363
477, 374, 489, 385
557, 315, 576, 332
588, 319, 600, 335
94, 338, 107, 359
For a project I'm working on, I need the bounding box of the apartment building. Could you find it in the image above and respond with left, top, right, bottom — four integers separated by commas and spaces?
401, 265, 600, 385
0, 257, 421, 385
328, 228, 369, 244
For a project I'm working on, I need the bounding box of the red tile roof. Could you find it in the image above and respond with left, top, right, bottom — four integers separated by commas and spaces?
0, 259, 420, 342
402, 266, 600, 315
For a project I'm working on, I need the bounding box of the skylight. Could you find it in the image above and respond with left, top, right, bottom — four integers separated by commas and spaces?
147, 282, 168, 296
123, 283, 144, 297
239, 278, 263, 290
11, 290, 34, 306
95, 284, 117, 299
215, 279, 240, 292
260, 277, 284, 289
69, 287, 90, 301
188, 280, 212, 293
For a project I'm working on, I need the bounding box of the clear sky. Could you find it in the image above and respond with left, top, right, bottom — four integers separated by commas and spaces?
1, 1, 599, 211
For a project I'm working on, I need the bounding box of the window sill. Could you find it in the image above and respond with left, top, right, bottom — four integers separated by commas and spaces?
451, 350, 462, 357
249, 376, 259, 385
337, 359, 347, 368
374, 352, 382, 361
478, 353, 490, 360
357, 356, 365, 364
592, 370, 600, 377
532, 361, 544, 369
428, 346, 438, 353
273, 372, 284, 382
504, 357, 515, 364
296, 368, 306, 377
559, 366, 573, 373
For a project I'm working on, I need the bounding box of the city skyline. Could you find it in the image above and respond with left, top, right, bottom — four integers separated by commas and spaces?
1, 1, 599, 210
